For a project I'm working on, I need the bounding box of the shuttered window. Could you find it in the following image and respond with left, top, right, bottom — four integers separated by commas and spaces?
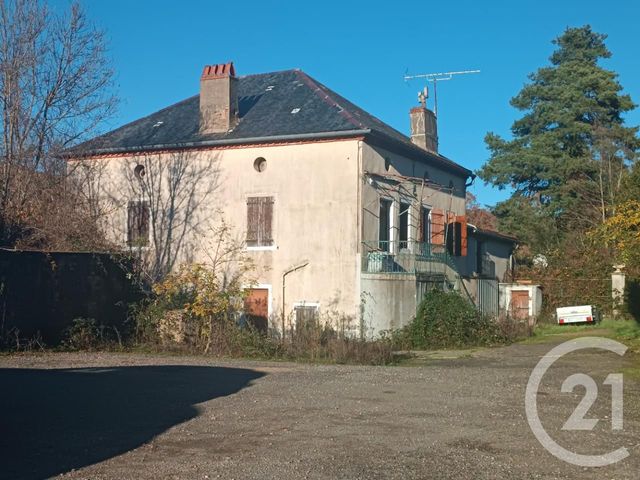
295, 305, 319, 331
247, 196, 274, 247
419, 207, 431, 243
378, 199, 392, 251
127, 201, 150, 247
430, 209, 445, 245
445, 215, 468, 257
399, 202, 410, 250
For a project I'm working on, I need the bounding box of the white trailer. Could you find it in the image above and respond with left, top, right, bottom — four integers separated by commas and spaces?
556, 305, 598, 325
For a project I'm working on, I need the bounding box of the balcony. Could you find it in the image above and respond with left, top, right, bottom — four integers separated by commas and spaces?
361, 241, 457, 276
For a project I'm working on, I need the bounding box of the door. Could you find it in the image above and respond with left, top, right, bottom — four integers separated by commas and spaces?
244, 288, 269, 333
511, 290, 529, 320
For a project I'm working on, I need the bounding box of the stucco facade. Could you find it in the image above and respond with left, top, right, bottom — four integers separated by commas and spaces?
71, 64, 517, 337
75, 134, 475, 336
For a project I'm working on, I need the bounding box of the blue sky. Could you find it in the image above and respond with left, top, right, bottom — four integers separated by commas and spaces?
62, 0, 640, 207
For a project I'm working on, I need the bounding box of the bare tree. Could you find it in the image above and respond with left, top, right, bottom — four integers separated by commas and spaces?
121, 150, 220, 282
0, 0, 117, 246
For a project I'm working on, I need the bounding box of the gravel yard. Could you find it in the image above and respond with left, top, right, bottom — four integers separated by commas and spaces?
1, 339, 639, 479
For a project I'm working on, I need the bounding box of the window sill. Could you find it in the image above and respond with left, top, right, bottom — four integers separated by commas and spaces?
246, 245, 278, 252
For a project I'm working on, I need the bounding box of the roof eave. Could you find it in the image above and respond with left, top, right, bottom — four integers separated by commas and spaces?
470, 227, 519, 245
363, 130, 473, 178
65, 129, 372, 158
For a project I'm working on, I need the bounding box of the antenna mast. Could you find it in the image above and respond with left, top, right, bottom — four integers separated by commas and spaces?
404, 69, 480, 117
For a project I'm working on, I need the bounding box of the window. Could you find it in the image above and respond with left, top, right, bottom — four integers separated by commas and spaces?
378, 199, 392, 251
253, 157, 267, 172
127, 200, 150, 247
446, 217, 468, 257
294, 304, 319, 331
419, 207, 431, 254
399, 202, 410, 250
446, 221, 462, 256
247, 196, 274, 247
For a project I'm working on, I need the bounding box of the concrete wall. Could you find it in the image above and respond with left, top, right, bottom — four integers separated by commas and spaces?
360, 273, 418, 335
72, 139, 362, 332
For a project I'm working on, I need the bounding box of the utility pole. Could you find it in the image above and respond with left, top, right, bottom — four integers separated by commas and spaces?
404, 69, 480, 117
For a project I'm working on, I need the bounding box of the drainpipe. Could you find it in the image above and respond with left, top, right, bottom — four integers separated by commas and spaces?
281, 261, 309, 340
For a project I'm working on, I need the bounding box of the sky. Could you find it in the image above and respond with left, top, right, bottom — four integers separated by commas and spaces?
56, 0, 640, 207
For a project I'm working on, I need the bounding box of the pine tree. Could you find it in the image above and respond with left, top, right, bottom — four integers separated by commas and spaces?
479, 26, 639, 253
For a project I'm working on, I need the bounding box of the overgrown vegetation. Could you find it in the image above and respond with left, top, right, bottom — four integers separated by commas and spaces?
62, 318, 124, 351
131, 292, 396, 365
394, 290, 525, 349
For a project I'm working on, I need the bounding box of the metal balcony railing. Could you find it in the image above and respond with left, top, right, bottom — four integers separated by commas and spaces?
362, 241, 457, 275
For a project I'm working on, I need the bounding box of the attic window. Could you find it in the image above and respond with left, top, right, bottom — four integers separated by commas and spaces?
291, 108, 301, 114
152, 121, 164, 128
265, 85, 274, 91
134, 164, 146, 180
253, 157, 267, 173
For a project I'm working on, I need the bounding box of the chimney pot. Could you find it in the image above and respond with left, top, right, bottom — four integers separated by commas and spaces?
199, 62, 238, 134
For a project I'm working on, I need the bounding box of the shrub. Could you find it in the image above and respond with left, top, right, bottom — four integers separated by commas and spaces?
62, 317, 123, 351
403, 290, 506, 349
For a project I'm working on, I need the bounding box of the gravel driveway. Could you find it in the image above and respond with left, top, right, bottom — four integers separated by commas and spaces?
1, 339, 639, 479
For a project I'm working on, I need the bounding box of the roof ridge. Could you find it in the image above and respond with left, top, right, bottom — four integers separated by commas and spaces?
294, 70, 366, 130
237, 68, 301, 79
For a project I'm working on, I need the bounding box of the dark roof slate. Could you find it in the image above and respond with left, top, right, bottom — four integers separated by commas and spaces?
74, 69, 471, 176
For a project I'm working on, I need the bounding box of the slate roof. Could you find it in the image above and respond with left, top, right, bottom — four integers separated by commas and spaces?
74, 69, 471, 176
469, 225, 518, 244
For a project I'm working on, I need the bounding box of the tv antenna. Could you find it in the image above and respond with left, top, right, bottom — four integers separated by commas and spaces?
404, 69, 480, 117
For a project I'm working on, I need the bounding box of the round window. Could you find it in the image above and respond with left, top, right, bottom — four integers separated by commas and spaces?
253, 157, 267, 172
134, 164, 146, 180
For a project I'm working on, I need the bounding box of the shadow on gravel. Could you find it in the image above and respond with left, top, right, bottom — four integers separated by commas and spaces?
0, 365, 264, 480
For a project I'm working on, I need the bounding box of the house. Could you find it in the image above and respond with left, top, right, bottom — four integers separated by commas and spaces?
70, 62, 515, 336
459, 225, 518, 317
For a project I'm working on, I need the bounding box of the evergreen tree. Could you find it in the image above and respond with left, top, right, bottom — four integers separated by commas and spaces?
479, 26, 639, 253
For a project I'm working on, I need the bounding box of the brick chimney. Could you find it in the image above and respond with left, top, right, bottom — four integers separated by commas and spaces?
409, 107, 438, 153
199, 62, 238, 134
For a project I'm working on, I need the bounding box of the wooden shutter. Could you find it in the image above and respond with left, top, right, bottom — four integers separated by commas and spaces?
261, 197, 274, 245
246, 197, 260, 246
457, 215, 468, 256
247, 196, 274, 246
431, 209, 445, 245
